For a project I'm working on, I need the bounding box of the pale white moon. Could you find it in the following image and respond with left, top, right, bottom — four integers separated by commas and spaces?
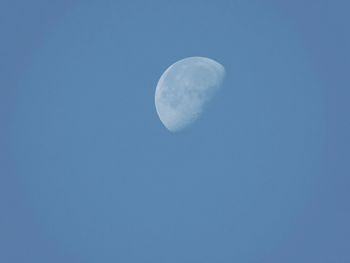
155, 56, 225, 132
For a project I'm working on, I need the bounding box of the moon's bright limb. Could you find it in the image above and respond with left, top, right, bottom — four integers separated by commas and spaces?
155, 56, 225, 132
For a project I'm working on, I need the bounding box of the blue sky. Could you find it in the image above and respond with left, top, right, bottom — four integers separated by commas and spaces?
1, 0, 349, 262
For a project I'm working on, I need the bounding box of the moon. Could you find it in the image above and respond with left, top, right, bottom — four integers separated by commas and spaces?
155, 56, 226, 132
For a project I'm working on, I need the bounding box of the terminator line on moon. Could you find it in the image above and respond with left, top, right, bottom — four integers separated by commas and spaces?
155, 56, 226, 132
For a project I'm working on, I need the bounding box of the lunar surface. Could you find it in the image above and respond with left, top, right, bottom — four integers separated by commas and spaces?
155, 56, 225, 132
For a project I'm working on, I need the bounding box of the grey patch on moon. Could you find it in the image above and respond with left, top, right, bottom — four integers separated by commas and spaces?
155, 56, 226, 132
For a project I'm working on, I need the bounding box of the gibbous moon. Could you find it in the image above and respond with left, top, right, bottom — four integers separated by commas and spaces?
155, 56, 226, 132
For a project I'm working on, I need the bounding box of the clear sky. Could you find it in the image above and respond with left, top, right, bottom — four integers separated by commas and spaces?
1, 0, 349, 262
